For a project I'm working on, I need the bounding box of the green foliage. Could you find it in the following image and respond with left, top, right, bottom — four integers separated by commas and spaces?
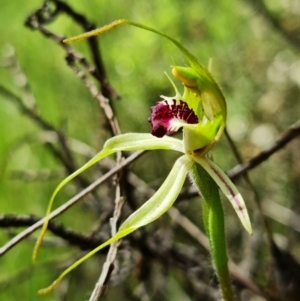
0, 0, 300, 300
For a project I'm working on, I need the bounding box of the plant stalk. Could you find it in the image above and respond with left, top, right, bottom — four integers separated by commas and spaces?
190, 162, 235, 301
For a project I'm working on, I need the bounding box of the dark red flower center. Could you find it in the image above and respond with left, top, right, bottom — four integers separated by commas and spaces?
148, 99, 198, 138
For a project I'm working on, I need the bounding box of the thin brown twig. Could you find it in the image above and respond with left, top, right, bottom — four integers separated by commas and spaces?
88, 193, 124, 300
32, 0, 119, 98
25, 9, 120, 138
65, 54, 121, 136
55, 0, 119, 99
227, 120, 300, 180
66, 45, 124, 301
0, 214, 107, 251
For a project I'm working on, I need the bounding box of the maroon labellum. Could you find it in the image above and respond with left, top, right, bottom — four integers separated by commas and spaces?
148, 99, 198, 137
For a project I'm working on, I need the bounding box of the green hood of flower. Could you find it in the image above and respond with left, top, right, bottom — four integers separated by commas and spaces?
172, 66, 226, 155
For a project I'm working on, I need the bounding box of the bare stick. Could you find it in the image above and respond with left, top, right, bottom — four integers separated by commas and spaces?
26, 0, 119, 98
88, 193, 124, 300
65, 54, 121, 136
25, 10, 120, 137
228, 120, 300, 180
0, 215, 107, 251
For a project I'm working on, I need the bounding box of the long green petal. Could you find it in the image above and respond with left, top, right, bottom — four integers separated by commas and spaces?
38, 155, 192, 294
33, 133, 183, 263
193, 156, 252, 234
63, 19, 226, 121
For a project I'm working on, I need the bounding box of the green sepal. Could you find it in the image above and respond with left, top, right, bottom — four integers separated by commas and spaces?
192, 155, 252, 235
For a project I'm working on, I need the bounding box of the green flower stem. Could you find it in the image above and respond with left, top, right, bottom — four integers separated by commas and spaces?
190, 163, 235, 301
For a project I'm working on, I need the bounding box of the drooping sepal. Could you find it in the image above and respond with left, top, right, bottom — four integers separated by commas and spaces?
193, 155, 252, 235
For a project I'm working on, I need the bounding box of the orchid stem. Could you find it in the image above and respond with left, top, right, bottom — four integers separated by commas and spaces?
190, 163, 235, 301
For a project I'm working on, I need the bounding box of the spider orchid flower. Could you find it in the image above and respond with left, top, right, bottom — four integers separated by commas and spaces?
35, 20, 252, 294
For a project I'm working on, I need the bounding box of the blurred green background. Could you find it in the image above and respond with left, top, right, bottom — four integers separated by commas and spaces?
0, 0, 300, 300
